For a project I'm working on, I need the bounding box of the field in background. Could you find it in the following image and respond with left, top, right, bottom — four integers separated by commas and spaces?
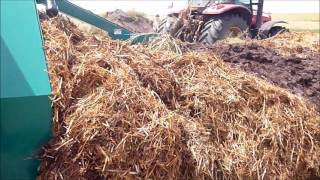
69, 12, 319, 35
272, 13, 319, 33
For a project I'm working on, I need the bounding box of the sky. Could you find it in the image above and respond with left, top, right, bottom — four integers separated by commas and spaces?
70, 0, 320, 15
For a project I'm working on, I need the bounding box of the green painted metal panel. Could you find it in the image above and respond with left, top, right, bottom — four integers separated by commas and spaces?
1, 96, 52, 180
128, 33, 160, 45
0, 0, 52, 179
1, 0, 51, 98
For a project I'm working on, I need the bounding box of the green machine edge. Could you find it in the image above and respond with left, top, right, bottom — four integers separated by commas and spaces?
55, 0, 133, 40
1, 0, 52, 179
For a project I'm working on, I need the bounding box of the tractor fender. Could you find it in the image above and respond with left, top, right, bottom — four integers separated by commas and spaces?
202, 4, 251, 24
259, 20, 287, 36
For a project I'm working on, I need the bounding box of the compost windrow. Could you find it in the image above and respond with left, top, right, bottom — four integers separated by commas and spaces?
38, 17, 320, 180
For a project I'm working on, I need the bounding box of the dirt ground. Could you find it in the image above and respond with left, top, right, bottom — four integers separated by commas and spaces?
104, 9, 153, 33
185, 39, 320, 111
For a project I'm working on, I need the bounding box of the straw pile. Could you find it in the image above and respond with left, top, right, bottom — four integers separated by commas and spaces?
38, 16, 320, 179
148, 34, 183, 55
39, 18, 194, 179
210, 32, 320, 58
259, 32, 320, 57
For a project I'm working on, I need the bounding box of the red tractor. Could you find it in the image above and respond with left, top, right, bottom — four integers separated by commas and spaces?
158, 0, 287, 44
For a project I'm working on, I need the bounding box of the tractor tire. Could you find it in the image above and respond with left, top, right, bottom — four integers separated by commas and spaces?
199, 14, 248, 45
157, 18, 169, 33
157, 16, 179, 34
268, 26, 288, 37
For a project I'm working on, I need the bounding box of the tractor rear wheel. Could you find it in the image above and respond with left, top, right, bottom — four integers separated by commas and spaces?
268, 26, 288, 37
199, 14, 248, 45
157, 16, 179, 34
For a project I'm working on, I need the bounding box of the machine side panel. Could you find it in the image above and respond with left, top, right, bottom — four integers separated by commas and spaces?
0, 0, 52, 179
1, 0, 51, 98
0, 96, 52, 179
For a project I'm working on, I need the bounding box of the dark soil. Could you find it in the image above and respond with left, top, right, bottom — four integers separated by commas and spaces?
186, 42, 320, 111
